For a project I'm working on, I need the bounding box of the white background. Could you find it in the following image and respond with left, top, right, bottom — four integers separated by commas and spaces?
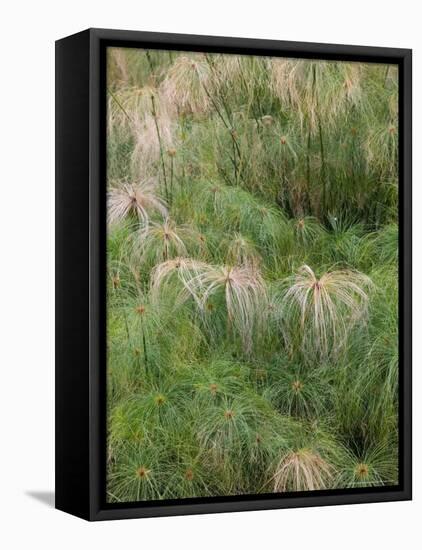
0, 1, 419, 548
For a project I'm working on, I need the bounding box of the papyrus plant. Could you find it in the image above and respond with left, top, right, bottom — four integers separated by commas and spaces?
107, 179, 168, 227
161, 54, 212, 115
133, 217, 205, 265
272, 448, 335, 492
281, 265, 372, 357
151, 259, 267, 353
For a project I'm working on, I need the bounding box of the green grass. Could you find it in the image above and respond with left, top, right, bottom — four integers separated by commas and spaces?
106, 48, 399, 503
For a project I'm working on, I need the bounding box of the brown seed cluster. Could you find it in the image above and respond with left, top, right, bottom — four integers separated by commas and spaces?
112, 275, 121, 289
136, 466, 151, 479
292, 380, 304, 393
185, 468, 194, 481
355, 463, 369, 479
155, 394, 166, 406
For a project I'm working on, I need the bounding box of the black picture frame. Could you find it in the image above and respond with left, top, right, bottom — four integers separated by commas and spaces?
55, 28, 412, 521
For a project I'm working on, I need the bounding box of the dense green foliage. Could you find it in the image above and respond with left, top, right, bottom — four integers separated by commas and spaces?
106, 48, 399, 502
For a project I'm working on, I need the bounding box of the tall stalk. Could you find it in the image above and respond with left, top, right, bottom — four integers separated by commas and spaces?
384, 65, 390, 87
170, 154, 174, 203
280, 142, 289, 212
135, 304, 149, 375
304, 64, 319, 215
108, 89, 134, 124
122, 309, 131, 342
146, 51, 155, 75
318, 115, 327, 216
150, 95, 169, 202
203, 56, 242, 184
312, 64, 327, 218
306, 127, 312, 203
232, 134, 238, 183
140, 314, 148, 375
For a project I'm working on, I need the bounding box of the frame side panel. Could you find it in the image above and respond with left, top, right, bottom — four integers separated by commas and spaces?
401, 50, 412, 499
55, 30, 91, 520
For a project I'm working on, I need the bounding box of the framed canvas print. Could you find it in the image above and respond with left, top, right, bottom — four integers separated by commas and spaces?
55, 28, 412, 521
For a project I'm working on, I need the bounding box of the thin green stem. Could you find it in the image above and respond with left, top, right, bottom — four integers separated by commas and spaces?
318, 115, 327, 216
170, 156, 174, 204
150, 95, 169, 202
108, 89, 134, 124
140, 315, 148, 375
146, 51, 154, 75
